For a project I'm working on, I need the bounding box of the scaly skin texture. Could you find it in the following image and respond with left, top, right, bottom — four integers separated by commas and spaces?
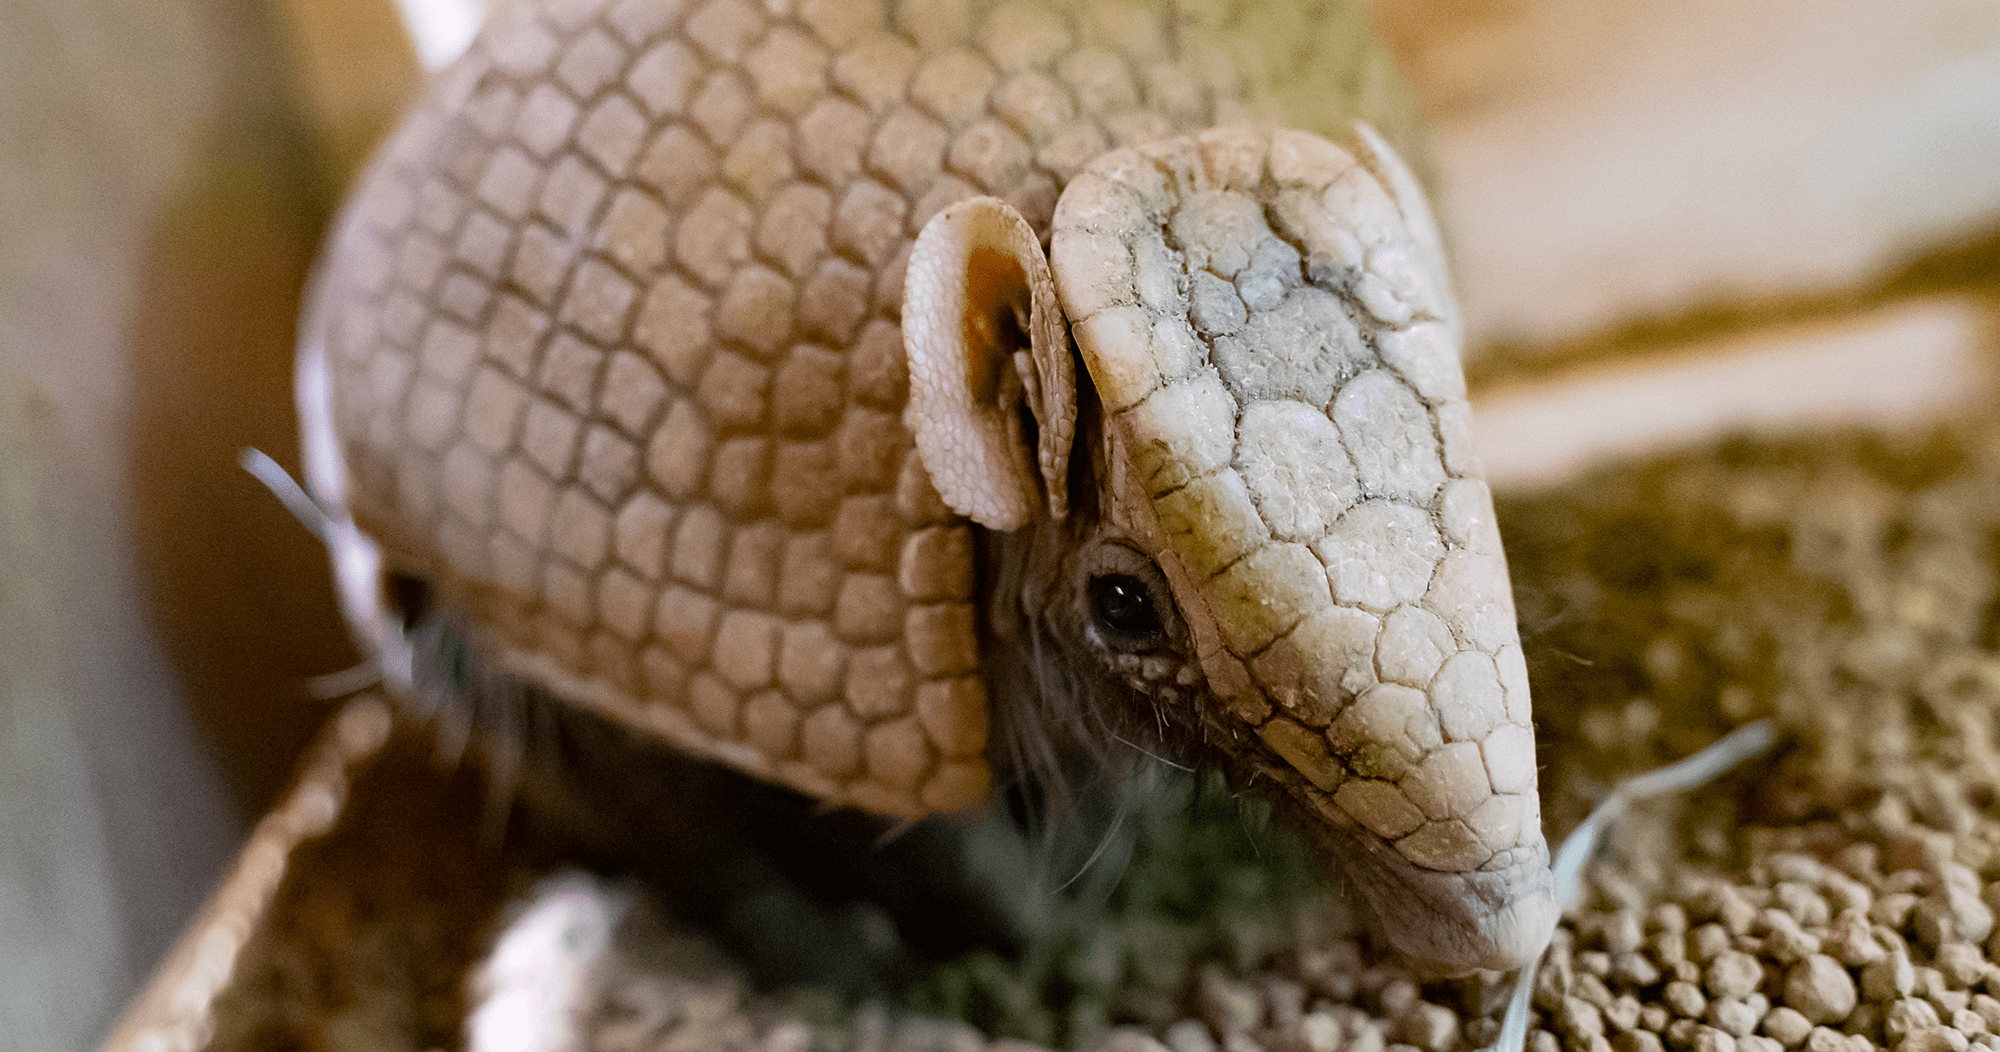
301, 0, 1550, 975
1049, 127, 1549, 974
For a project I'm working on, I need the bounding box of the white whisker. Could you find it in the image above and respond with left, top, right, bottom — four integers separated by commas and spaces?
305, 659, 384, 699
239, 447, 331, 542
1496, 721, 1778, 1052
1055, 794, 1129, 894
1111, 733, 1192, 772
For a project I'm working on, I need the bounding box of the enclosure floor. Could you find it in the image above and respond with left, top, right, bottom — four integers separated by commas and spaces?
208, 419, 2000, 1052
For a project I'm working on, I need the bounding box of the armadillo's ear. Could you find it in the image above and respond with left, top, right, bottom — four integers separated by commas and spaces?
903, 196, 1076, 532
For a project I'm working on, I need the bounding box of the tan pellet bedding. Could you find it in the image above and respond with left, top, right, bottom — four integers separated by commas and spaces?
209, 420, 2000, 1052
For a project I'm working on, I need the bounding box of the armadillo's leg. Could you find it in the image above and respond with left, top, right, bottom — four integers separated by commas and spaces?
462, 659, 1024, 993
467, 872, 628, 1052
1049, 127, 1556, 975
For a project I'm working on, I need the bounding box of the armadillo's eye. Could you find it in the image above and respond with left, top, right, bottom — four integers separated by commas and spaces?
1089, 573, 1165, 650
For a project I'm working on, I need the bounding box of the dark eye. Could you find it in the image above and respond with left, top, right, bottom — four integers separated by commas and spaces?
1089, 573, 1166, 650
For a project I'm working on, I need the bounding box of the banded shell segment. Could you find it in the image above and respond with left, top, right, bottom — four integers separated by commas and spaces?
306, 0, 1419, 816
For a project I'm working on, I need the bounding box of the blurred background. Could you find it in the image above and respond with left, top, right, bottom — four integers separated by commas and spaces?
2, 0, 1996, 1047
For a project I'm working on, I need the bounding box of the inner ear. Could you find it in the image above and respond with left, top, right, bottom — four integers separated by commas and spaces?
903, 196, 1077, 531
959, 246, 1029, 405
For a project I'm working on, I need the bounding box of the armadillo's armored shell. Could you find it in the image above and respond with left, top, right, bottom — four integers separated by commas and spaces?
306, 0, 1422, 816
1050, 127, 1554, 971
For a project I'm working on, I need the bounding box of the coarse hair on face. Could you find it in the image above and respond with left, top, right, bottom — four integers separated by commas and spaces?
975, 386, 1214, 840
398, 602, 553, 827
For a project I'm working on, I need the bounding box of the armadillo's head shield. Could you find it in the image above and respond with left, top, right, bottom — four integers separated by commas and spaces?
904, 126, 1556, 976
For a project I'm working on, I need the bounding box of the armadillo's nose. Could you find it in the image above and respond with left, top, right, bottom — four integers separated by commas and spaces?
1338, 832, 1559, 975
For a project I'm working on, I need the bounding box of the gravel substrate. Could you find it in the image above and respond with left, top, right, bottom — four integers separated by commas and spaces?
208, 423, 2000, 1052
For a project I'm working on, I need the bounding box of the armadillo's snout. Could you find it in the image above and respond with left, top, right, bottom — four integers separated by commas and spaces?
1043, 125, 1560, 975
1335, 827, 1557, 975
1251, 624, 1559, 974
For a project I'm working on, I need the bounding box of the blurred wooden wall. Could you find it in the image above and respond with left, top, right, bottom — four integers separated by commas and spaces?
0, 0, 411, 1047
1373, 0, 2000, 356
1369, 0, 2000, 482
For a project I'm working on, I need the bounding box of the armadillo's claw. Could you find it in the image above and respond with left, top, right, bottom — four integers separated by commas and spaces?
1338, 830, 1558, 976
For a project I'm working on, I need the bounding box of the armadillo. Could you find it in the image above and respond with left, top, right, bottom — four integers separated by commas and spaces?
295, 0, 1558, 977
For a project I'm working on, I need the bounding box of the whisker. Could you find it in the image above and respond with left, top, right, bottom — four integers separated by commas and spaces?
479, 680, 523, 843
239, 447, 331, 542
872, 815, 923, 849
1496, 721, 1778, 1052
305, 658, 384, 699
1055, 794, 1129, 894
1111, 733, 1193, 772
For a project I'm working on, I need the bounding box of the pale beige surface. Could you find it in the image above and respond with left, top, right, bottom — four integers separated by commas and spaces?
1471, 298, 2000, 490
2, 0, 374, 1047
1, 2, 237, 1048
1375, 0, 2000, 351
0, 385, 138, 1051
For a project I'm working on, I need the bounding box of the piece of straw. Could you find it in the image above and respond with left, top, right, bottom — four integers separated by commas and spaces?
1494, 720, 1779, 1052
